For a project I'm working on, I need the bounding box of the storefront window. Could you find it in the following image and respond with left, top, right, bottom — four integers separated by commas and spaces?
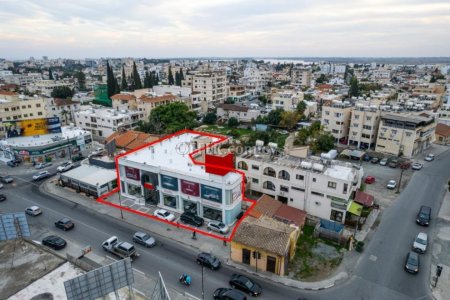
201, 185, 222, 203
183, 199, 198, 214
127, 183, 141, 196
203, 206, 222, 221
163, 194, 178, 209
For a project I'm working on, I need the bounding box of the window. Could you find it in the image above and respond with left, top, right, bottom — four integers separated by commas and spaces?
280, 185, 289, 192
38, 112, 43, 116
363, 125, 372, 130
330, 210, 343, 222
237, 161, 248, 170
354, 115, 360, 119
328, 181, 337, 189
405, 132, 412, 137
251, 165, 259, 170
36, 104, 41, 107
163, 194, 177, 208
313, 178, 316, 182
292, 186, 305, 192
296, 174, 304, 180
343, 183, 348, 194
252, 178, 259, 184
366, 116, 372, 121
263, 181, 275, 191
311, 191, 324, 197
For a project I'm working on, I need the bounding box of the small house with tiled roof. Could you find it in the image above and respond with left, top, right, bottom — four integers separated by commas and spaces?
137, 93, 183, 117
111, 93, 138, 111
105, 129, 163, 151
435, 123, 450, 145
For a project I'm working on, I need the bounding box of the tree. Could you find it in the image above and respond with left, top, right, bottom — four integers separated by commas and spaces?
74, 71, 86, 91
293, 128, 309, 146
106, 61, 115, 98
48, 68, 54, 80
179, 68, 184, 82
203, 112, 217, 125
51, 86, 74, 99
155, 73, 160, 86
121, 67, 127, 90
227, 117, 239, 128
168, 66, 174, 85
114, 77, 120, 94
132, 62, 142, 90
266, 109, 283, 126
349, 76, 360, 97
315, 74, 327, 84
311, 132, 335, 153
175, 71, 181, 86
258, 95, 268, 105
279, 111, 300, 130
296, 101, 307, 116
139, 102, 197, 134
61, 109, 70, 124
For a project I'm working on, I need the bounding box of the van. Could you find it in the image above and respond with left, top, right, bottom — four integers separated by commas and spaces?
416, 206, 431, 226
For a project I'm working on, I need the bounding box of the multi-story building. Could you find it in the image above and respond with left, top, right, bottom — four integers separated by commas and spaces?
236, 151, 363, 223
240, 66, 271, 96
111, 94, 138, 111
74, 106, 141, 140
291, 69, 312, 87
3, 73, 42, 86
137, 94, 184, 117
227, 85, 251, 103
375, 113, 436, 158
348, 104, 381, 149
270, 89, 304, 112
321, 101, 352, 144
117, 131, 243, 225
46, 98, 81, 125
27, 79, 74, 97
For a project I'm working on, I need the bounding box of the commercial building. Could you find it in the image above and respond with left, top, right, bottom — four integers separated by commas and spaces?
375, 113, 436, 158
236, 150, 363, 223
117, 130, 243, 225
321, 101, 353, 144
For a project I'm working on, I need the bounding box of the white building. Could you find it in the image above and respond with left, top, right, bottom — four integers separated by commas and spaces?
46, 98, 81, 125
240, 66, 271, 96
117, 131, 243, 225
27, 80, 74, 97
182, 71, 227, 112
236, 151, 363, 223
216, 104, 261, 123
3, 73, 43, 86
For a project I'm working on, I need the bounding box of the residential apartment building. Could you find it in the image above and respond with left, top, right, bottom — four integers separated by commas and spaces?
375, 113, 436, 158
137, 94, 184, 117
236, 151, 363, 223
0, 91, 47, 137
321, 101, 352, 144
291, 69, 312, 87
46, 98, 80, 125
270, 89, 304, 112
27, 79, 74, 97
240, 66, 271, 96
216, 104, 260, 123
74, 106, 141, 140
111, 94, 138, 111
228, 85, 251, 103
348, 105, 381, 149
117, 131, 243, 225
3, 73, 42, 86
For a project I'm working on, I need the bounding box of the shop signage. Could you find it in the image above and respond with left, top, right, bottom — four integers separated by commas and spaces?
161, 175, 178, 191
181, 179, 199, 197
201, 184, 222, 203
125, 166, 140, 181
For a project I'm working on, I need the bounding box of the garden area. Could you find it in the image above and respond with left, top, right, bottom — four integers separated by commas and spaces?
288, 225, 345, 281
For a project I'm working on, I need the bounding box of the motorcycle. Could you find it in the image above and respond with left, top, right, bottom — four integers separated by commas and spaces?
179, 274, 191, 286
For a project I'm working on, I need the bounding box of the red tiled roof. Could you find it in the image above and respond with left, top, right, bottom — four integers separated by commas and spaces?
354, 190, 374, 207
105, 130, 163, 150
273, 205, 306, 228
0, 90, 17, 96
217, 103, 248, 112
139, 94, 177, 103
253, 194, 282, 217
111, 94, 136, 101
436, 123, 450, 137
54, 98, 77, 106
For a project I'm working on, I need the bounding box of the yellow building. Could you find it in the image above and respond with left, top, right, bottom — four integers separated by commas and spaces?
231, 216, 299, 275
321, 101, 353, 144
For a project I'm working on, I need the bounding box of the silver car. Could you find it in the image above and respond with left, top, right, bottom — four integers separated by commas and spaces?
132, 232, 156, 247
26, 206, 42, 216
207, 221, 229, 234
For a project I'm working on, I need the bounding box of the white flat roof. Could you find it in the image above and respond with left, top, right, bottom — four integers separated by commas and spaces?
324, 165, 355, 181
61, 164, 116, 186
121, 132, 241, 183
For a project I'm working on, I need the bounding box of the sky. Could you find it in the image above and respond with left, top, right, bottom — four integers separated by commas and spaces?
0, 0, 449, 59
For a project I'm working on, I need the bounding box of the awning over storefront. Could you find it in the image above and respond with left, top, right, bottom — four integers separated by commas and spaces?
340, 149, 365, 160
354, 190, 374, 207
347, 200, 363, 216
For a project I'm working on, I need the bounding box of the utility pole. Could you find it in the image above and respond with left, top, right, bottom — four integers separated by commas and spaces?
396, 167, 404, 194
118, 189, 124, 219
201, 265, 204, 300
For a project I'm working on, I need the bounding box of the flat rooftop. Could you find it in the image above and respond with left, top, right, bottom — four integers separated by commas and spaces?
120, 132, 242, 183
61, 164, 117, 186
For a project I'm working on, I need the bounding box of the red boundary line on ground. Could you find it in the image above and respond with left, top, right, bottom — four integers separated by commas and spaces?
96, 129, 257, 242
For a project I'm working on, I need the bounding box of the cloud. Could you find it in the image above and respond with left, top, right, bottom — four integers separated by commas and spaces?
0, 0, 449, 58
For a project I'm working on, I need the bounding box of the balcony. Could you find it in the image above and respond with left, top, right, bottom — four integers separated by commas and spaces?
263, 167, 276, 177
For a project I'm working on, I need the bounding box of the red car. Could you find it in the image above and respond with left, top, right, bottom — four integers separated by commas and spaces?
364, 176, 375, 184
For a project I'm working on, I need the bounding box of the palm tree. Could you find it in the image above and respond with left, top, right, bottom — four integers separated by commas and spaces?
61, 109, 70, 125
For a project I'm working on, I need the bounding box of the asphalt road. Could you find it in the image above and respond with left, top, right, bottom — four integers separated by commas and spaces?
1, 149, 449, 300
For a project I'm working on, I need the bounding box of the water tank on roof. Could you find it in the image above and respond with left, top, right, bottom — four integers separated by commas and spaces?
301, 161, 312, 169
255, 140, 264, 147
393, 105, 400, 110
313, 163, 324, 172
268, 142, 278, 150
321, 149, 338, 160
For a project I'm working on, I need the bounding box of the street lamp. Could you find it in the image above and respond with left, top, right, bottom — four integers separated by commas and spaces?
118, 183, 124, 219
396, 166, 405, 194
66, 136, 72, 160
201, 264, 204, 300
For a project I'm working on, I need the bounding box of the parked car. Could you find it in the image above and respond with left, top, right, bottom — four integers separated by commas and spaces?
153, 209, 175, 222
229, 274, 262, 297
7, 160, 18, 167
71, 155, 86, 162
207, 220, 230, 234
389, 159, 398, 168
386, 180, 397, 189
379, 158, 388, 166
214, 288, 247, 300
57, 161, 73, 172
404, 251, 420, 274
54, 217, 75, 231
0, 194, 6, 202
364, 176, 375, 184
0, 183, 3, 189
35, 162, 52, 169
0, 175, 14, 183
26, 206, 42, 216
424, 154, 435, 162
197, 252, 221, 270
370, 157, 379, 164
412, 162, 423, 170
180, 212, 205, 227
363, 154, 371, 161
102, 236, 139, 260
412, 232, 428, 253
42, 235, 67, 250
132, 232, 156, 248
32, 171, 50, 181
416, 205, 431, 226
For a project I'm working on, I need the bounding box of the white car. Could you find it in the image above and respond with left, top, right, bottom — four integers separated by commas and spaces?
207, 221, 229, 234
424, 154, 435, 162
387, 180, 397, 189
26, 206, 43, 216
0, 183, 3, 189
57, 162, 73, 172
153, 209, 175, 222
33, 171, 50, 181
412, 232, 428, 253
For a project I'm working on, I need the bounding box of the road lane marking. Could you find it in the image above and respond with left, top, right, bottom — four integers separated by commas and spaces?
106, 255, 118, 262
133, 268, 145, 276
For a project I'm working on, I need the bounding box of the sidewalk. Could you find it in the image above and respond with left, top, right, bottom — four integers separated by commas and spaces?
41, 178, 350, 292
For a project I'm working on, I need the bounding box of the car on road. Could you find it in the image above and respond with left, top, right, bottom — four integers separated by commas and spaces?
412, 162, 423, 170
7, 160, 18, 167
26, 206, 42, 216
197, 252, 221, 270
424, 154, 435, 162
180, 212, 204, 227
370, 157, 380, 164
132, 232, 156, 248
0, 183, 3, 189
153, 209, 175, 222
404, 251, 420, 274
213, 288, 247, 300
279, 130, 289, 135
229, 274, 262, 297
412, 232, 428, 253
379, 158, 388, 166
57, 161, 73, 172
416, 205, 431, 226
389, 159, 398, 168
207, 220, 230, 234
42, 235, 67, 250
32, 171, 50, 181
386, 180, 397, 189
35, 162, 52, 169
55, 217, 75, 231
0, 194, 6, 202
364, 176, 375, 184
0, 175, 14, 183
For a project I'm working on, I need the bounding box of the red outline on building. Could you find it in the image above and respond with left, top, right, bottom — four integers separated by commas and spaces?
96, 129, 257, 242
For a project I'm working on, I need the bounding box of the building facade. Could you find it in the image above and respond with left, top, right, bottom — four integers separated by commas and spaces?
321, 101, 353, 144
216, 104, 260, 123
348, 105, 381, 149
